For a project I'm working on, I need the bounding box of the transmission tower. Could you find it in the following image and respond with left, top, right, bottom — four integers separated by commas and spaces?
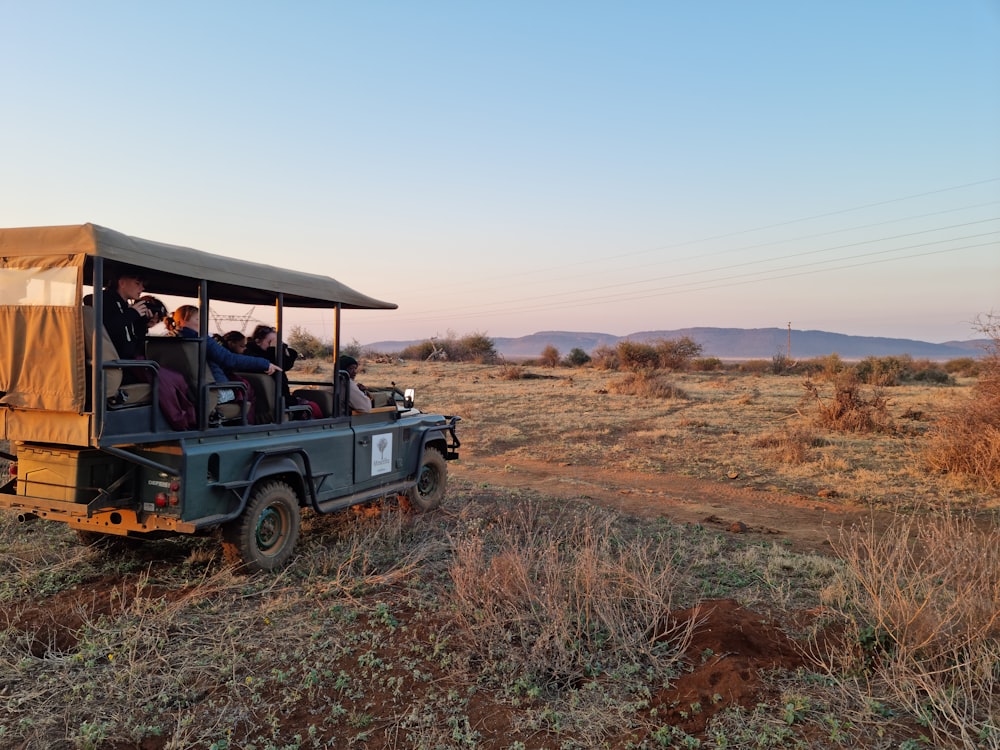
210, 306, 258, 334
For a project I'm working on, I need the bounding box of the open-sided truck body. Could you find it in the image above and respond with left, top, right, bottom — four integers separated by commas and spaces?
0, 224, 460, 570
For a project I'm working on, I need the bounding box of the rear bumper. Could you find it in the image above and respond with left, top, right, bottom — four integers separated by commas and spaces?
0, 494, 196, 536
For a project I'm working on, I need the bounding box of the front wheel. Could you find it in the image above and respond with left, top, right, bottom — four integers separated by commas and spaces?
406, 447, 448, 511
222, 480, 301, 572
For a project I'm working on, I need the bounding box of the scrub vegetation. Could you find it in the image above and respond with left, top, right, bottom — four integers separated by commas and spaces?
1, 326, 998, 749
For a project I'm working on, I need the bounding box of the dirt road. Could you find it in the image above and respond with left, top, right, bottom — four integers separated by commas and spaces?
454, 455, 881, 555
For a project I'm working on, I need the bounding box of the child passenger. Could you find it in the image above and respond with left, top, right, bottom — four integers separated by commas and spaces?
164, 306, 280, 405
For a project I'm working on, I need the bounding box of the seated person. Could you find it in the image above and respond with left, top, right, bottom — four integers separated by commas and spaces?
221, 330, 247, 354
164, 306, 280, 405
102, 266, 153, 363
245, 325, 319, 419
339, 355, 371, 413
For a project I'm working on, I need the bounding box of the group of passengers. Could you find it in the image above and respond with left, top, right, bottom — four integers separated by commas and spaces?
99, 266, 370, 424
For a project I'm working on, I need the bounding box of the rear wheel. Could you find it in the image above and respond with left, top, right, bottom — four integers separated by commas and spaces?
406, 447, 447, 511
222, 480, 301, 572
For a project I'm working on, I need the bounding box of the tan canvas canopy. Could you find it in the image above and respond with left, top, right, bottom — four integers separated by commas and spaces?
0, 223, 397, 309
0, 223, 396, 427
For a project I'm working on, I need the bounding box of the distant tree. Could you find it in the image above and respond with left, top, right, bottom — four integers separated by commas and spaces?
288, 326, 328, 359
590, 344, 619, 370
457, 332, 497, 363
540, 344, 560, 368
617, 340, 659, 371
565, 347, 591, 367
340, 338, 362, 359
654, 336, 703, 371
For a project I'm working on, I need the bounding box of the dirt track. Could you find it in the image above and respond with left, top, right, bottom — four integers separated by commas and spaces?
454, 454, 883, 555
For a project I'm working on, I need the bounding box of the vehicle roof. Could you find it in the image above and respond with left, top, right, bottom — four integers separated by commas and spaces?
0, 223, 397, 309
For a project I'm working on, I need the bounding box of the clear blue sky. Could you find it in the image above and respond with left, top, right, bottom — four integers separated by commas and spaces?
3, 1, 998, 344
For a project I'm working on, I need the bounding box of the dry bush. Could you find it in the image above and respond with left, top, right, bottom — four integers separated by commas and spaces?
448, 502, 695, 692
923, 316, 1000, 488
737, 359, 771, 374
539, 344, 560, 368
590, 344, 618, 370
653, 336, 703, 371
690, 356, 722, 371
496, 360, 525, 380
606, 371, 687, 399
615, 340, 659, 371
752, 425, 821, 465
823, 514, 1000, 748
802, 373, 893, 433
945, 357, 982, 378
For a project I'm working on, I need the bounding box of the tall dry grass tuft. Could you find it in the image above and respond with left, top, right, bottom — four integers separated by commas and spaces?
448, 502, 696, 693
924, 315, 1000, 488
802, 373, 893, 433
606, 371, 687, 399
752, 425, 821, 465
822, 514, 1000, 748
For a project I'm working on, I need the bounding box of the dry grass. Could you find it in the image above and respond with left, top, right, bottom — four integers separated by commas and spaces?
3, 357, 999, 748
449, 501, 695, 695
361, 360, 990, 508
823, 513, 1000, 748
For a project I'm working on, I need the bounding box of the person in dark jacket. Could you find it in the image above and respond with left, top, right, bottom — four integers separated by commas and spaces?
245, 324, 320, 419
165, 306, 280, 405
102, 267, 152, 361
245, 325, 299, 370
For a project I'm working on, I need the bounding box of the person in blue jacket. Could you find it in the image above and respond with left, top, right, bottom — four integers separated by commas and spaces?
164, 305, 280, 405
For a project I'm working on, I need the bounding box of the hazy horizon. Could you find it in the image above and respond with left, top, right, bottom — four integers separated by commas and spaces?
4, 2, 997, 344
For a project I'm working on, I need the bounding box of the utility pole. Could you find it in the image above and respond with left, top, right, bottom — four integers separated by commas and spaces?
787, 322, 791, 360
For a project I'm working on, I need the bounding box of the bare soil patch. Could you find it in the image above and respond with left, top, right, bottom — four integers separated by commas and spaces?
456, 453, 881, 555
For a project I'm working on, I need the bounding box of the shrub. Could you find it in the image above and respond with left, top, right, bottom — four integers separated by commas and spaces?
802, 373, 893, 433
457, 332, 497, 364
288, 326, 330, 359
606, 371, 686, 399
654, 336, 703, 371
590, 344, 618, 370
616, 340, 659, 371
923, 314, 1000, 487
564, 347, 591, 367
690, 356, 722, 372
399, 332, 497, 363
539, 344, 560, 368
944, 357, 981, 377
737, 359, 771, 374
853, 355, 910, 386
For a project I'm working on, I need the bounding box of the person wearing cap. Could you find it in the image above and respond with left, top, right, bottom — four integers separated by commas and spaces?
102, 267, 153, 362
338, 355, 371, 413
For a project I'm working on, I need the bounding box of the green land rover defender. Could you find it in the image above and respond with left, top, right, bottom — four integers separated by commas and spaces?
0, 224, 460, 571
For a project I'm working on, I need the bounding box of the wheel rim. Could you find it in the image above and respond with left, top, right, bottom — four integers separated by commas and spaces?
417, 463, 439, 497
256, 505, 287, 553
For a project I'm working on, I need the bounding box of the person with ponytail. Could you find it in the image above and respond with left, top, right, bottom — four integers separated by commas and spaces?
165, 306, 280, 405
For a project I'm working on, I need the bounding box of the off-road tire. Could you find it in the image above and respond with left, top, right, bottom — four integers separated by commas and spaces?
222, 480, 301, 572
406, 447, 447, 511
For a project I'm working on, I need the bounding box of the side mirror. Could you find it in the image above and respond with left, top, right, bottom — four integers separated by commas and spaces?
403, 388, 415, 409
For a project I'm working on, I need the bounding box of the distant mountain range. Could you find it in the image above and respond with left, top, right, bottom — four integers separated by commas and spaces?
367, 327, 991, 361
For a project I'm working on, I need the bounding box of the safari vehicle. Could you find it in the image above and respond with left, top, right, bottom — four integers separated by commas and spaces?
0, 224, 460, 571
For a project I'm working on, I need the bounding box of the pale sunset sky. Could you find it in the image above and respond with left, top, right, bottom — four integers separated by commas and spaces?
3, 1, 998, 345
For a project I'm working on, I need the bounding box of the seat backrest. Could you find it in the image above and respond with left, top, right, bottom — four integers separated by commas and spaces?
146, 338, 201, 390
146, 337, 219, 413
235, 372, 278, 423
292, 387, 333, 417
333, 371, 352, 418
82, 305, 123, 398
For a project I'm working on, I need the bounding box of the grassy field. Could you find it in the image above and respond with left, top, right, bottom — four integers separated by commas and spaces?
1, 360, 997, 749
